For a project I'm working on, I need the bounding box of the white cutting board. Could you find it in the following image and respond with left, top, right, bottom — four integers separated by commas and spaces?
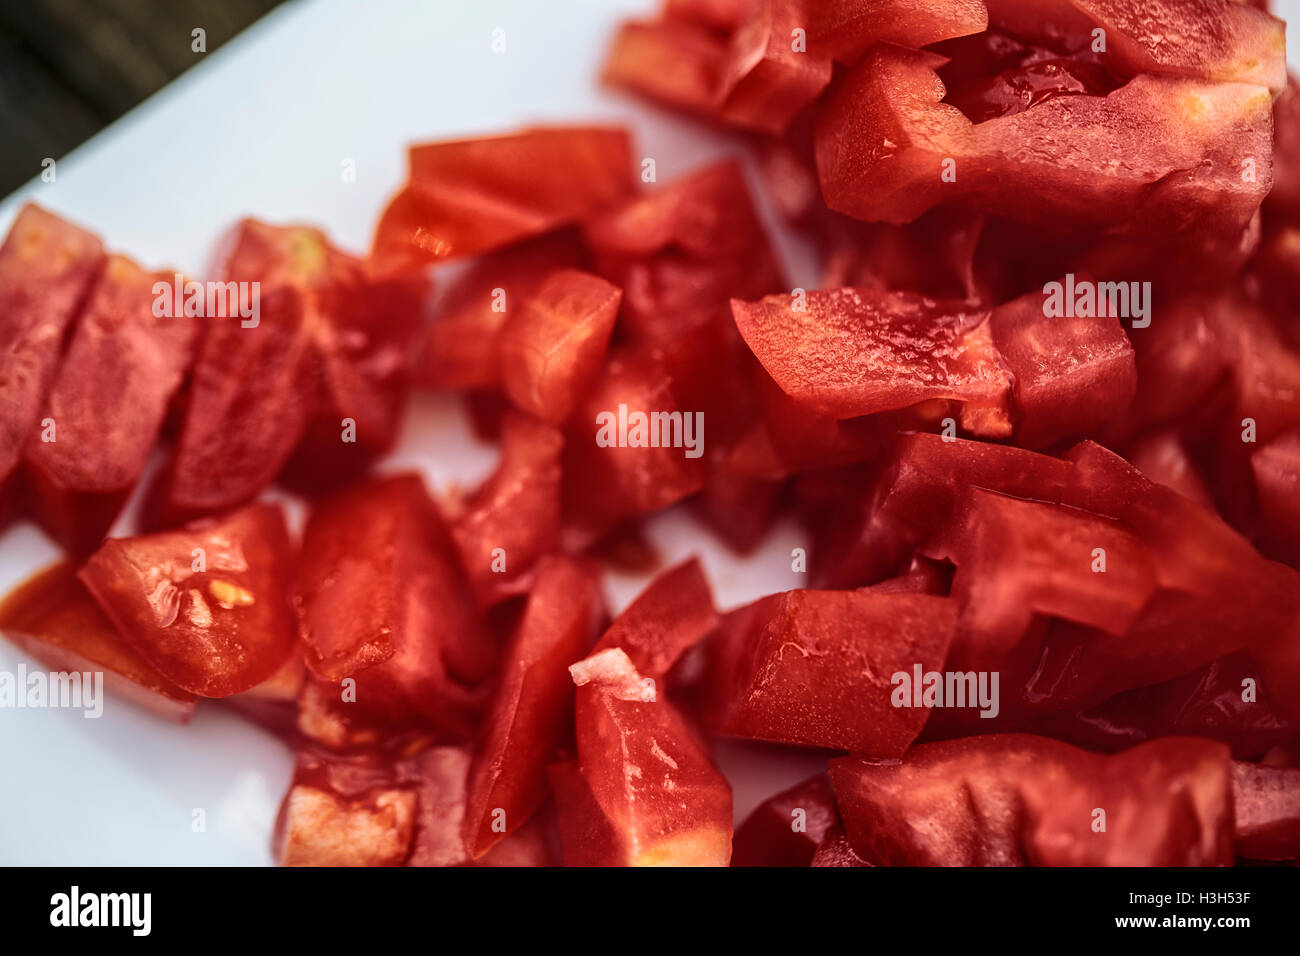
0, 0, 1291, 864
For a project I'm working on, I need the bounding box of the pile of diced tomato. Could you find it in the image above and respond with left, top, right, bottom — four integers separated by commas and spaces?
1, 0, 1298, 866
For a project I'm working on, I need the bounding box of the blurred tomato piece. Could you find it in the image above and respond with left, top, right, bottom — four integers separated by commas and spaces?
592, 557, 717, 680
732, 773, 839, 866
24, 256, 197, 554
0, 562, 195, 722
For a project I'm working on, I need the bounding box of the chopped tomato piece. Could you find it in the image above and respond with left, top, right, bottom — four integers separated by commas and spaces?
452, 413, 564, 607
830, 735, 1235, 865
156, 220, 427, 523
601, 19, 728, 119
584, 160, 784, 341
78, 503, 297, 698
1252, 430, 1300, 567
0, 562, 195, 722
989, 279, 1136, 448
732, 774, 839, 866
926, 487, 1157, 673
297, 474, 492, 733
985, 0, 1286, 94
1126, 431, 1213, 507
812, 433, 1071, 588
562, 349, 707, 539
370, 127, 633, 273
225, 649, 305, 736
0, 205, 105, 506
23, 256, 197, 554
499, 269, 621, 424
664, 0, 751, 31
592, 557, 717, 680
807, 0, 989, 66
732, 288, 1013, 435
418, 231, 582, 391
569, 648, 733, 865
717, 590, 958, 755
810, 824, 873, 866
463, 556, 604, 858
716, 0, 833, 135
815, 44, 1272, 227
1232, 761, 1300, 860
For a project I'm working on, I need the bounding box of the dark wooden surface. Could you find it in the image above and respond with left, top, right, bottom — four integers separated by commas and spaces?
0, 0, 282, 198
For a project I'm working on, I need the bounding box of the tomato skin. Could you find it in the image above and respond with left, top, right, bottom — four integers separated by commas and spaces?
1252, 430, 1300, 568
23, 256, 198, 555
297, 473, 493, 735
0, 562, 196, 722
830, 735, 1235, 866
732, 774, 839, 867
78, 503, 298, 698
463, 556, 604, 858
0, 205, 105, 500
370, 127, 634, 274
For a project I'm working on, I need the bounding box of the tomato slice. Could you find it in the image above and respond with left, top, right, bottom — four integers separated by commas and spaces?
830, 735, 1235, 865
0, 562, 195, 722
717, 589, 957, 755
591, 557, 717, 680
732, 774, 839, 867
452, 412, 564, 607
499, 269, 621, 425
297, 473, 493, 733
78, 503, 297, 698
370, 127, 634, 273
157, 220, 427, 523
0, 205, 105, 506
463, 556, 604, 858
732, 288, 1014, 434
810, 824, 873, 866
23, 256, 197, 554
569, 648, 733, 865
